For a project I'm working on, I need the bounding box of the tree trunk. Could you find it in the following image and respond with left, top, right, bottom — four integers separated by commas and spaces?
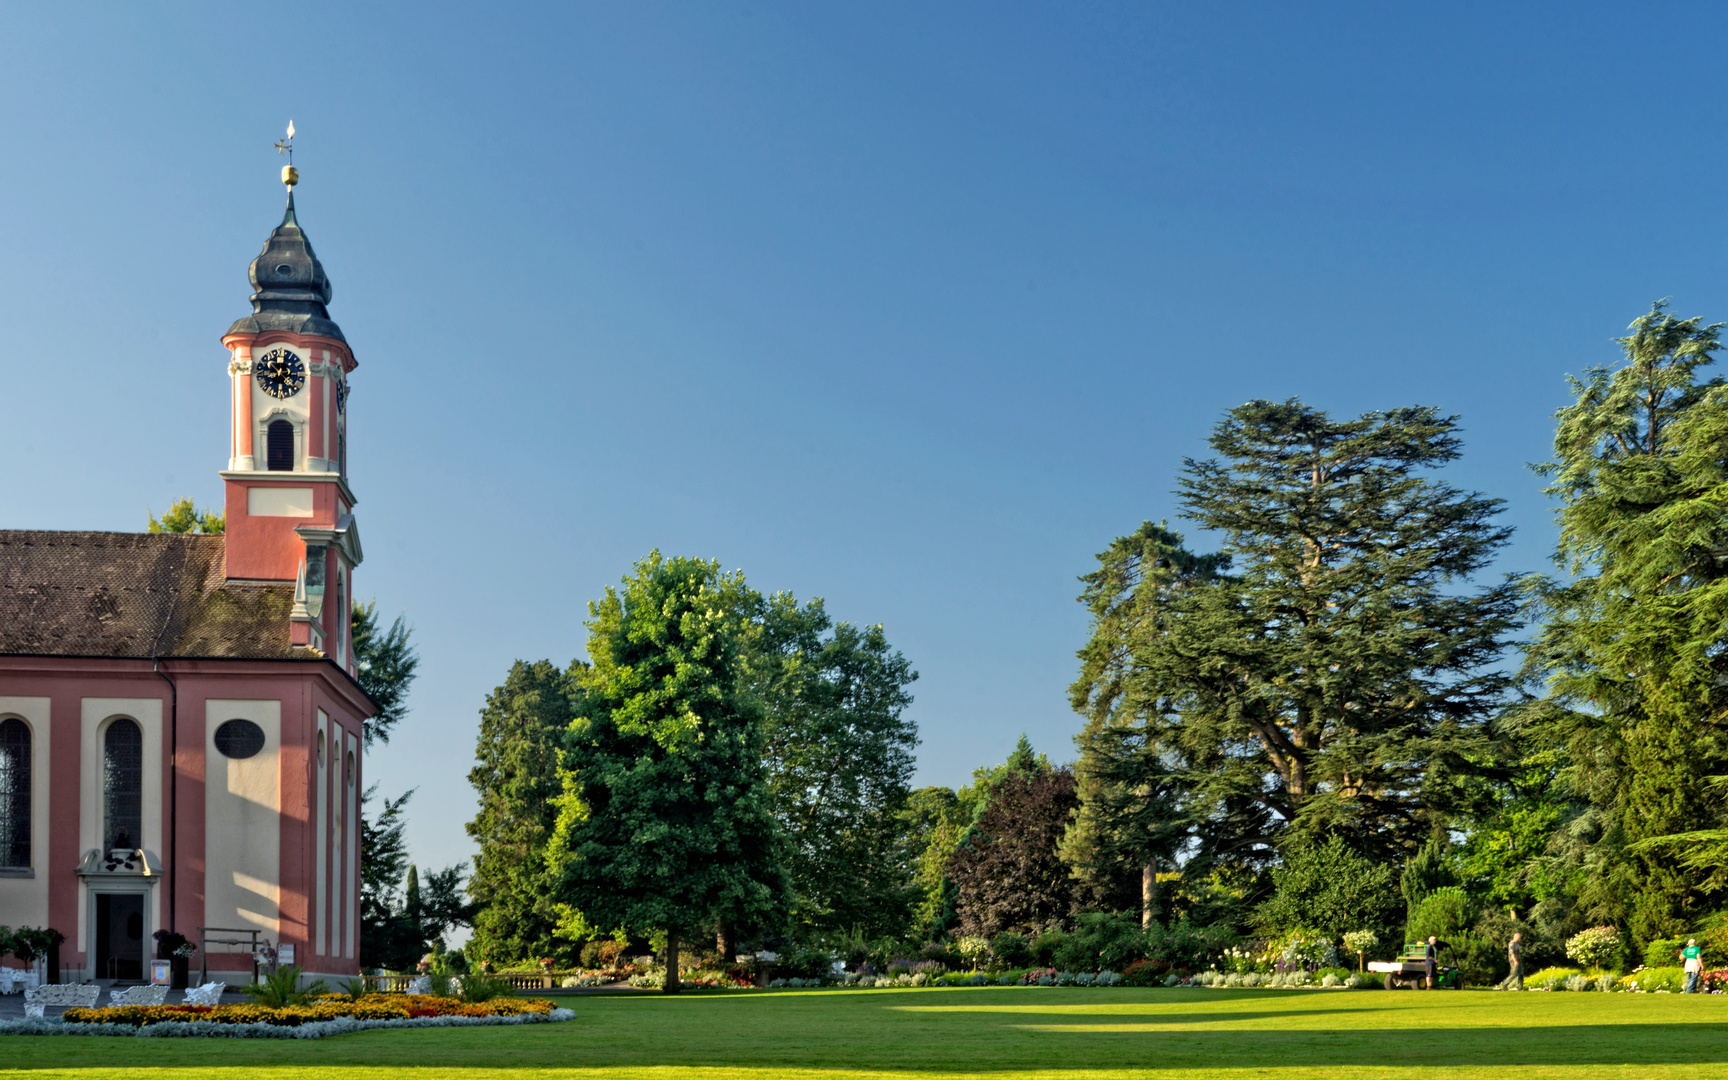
1141, 863, 1157, 928
663, 927, 681, 995
716, 920, 734, 965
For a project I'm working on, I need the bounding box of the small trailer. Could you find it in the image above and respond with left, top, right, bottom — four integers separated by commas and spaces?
1368, 942, 1462, 990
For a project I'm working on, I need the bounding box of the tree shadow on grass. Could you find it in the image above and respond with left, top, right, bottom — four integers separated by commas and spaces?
891, 1008, 1373, 1026
976, 1023, 1728, 1069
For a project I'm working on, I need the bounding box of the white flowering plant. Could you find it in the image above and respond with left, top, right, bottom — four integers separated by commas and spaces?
1565, 926, 1621, 969
1276, 928, 1336, 971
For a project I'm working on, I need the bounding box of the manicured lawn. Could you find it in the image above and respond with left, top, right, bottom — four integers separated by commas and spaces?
7, 985, 1728, 1079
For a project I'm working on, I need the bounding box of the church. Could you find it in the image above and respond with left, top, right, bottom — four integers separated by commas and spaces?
0, 162, 374, 986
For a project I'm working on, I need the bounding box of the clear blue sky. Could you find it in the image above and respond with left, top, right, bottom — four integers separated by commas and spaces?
4, 2, 1726, 878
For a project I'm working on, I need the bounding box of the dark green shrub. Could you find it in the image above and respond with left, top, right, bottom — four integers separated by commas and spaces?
989, 932, 1032, 969
1406, 887, 1472, 944
1146, 915, 1237, 969
1256, 836, 1401, 943
580, 941, 605, 968
459, 971, 516, 1002
785, 944, 835, 979
1055, 913, 1145, 971
1030, 928, 1068, 967
920, 941, 961, 967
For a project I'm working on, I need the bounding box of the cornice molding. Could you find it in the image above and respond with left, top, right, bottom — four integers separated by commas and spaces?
220, 470, 358, 507
224, 329, 356, 372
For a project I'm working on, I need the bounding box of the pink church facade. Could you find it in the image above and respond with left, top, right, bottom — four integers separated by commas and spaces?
0, 179, 375, 985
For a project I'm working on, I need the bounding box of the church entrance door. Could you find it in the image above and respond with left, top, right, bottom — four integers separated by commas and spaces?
95, 893, 146, 982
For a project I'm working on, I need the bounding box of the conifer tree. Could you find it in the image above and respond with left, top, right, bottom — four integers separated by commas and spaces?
350, 601, 420, 747
1074, 401, 1518, 874
1523, 301, 1728, 944
466, 659, 580, 966
1068, 522, 1232, 921
549, 553, 789, 993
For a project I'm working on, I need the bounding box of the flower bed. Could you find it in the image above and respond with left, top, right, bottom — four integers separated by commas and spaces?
0, 1008, 575, 1040
61, 993, 555, 1028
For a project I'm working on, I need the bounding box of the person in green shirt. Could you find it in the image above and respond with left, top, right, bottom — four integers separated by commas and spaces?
1682, 939, 1703, 994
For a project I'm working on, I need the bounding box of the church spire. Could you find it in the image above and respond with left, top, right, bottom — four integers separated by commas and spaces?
225, 136, 346, 345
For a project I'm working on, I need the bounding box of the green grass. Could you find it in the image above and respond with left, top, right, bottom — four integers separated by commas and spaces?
6, 985, 1728, 1079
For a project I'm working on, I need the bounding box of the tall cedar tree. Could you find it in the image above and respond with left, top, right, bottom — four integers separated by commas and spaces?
1068, 522, 1235, 922
550, 553, 790, 993
747, 593, 920, 940
466, 659, 581, 965
1522, 301, 1728, 944
948, 756, 1082, 936
1120, 401, 1517, 861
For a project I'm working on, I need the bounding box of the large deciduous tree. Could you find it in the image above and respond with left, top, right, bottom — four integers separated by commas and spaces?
549, 553, 789, 993
1522, 301, 1728, 945
466, 659, 582, 966
747, 593, 920, 941
146, 497, 224, 535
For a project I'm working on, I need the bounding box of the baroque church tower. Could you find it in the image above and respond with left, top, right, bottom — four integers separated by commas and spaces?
0, 147, 374, 985
220, 165, 361, 672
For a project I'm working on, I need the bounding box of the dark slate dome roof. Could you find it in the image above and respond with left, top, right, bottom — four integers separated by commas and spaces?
226, 192, 347, 344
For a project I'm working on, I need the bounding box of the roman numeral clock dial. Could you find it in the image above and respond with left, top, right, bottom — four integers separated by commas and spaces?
255, 347, 306, 399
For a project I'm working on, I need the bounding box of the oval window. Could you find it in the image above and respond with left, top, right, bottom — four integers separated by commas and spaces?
276, 263, 294, 276
317, 729, 326, 767
345, 749, 355, 787
214, 719, 266, 760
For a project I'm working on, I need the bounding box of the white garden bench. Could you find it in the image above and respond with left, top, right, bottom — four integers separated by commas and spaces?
183, 981, 225, 1006
23, 983, 100, 1017
0, 968, 30, 994
109, 984, 170, 1006
406, 976, 432, 995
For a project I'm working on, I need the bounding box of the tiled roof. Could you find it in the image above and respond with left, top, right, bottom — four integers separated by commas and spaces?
0, 530, 308, 659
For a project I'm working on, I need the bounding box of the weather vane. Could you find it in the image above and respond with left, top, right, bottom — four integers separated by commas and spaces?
275, 121, 298, 190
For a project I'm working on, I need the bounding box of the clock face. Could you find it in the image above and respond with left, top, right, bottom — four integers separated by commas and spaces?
255, 348, 306, 400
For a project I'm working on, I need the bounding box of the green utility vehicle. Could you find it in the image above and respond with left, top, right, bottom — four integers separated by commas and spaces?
1368, 941, 1462, 990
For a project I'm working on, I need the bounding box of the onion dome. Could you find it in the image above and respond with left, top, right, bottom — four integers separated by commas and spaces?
226, 191, 347, 343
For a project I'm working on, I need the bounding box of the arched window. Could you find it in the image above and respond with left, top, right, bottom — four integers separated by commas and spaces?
104, 719, 142, 852
266, 420, 295, 471
0, 719, 29, 868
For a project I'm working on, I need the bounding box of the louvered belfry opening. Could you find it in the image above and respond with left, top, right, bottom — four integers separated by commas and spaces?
266, 419, 295, 471
0, 718, 29, 868
103, 719, 143, 851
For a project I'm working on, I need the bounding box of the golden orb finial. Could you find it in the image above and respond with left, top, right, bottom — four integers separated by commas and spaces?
274, 121, 297, 190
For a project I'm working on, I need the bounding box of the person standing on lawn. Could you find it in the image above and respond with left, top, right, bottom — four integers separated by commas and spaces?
1683, 939, 1703, 993
1498, 932, 1525, 990
1425, 936, 1439, 990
